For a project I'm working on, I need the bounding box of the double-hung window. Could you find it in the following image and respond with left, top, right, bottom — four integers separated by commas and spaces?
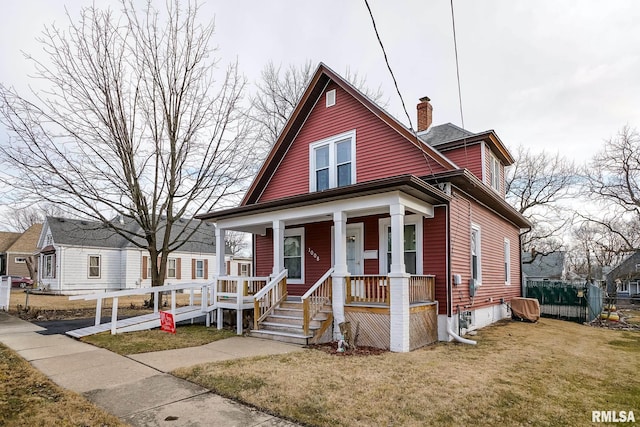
88, 255, 101, 278
167, 258, 177, 278
44, 254, 55, 278
489, 153, 500, 191
471, 225, 482, 285
310, 130, 356, 192
195, 259, 204, 279
379, 215, 423, 275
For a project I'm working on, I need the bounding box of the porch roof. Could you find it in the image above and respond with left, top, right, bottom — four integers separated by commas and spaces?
196, 175, 449, 223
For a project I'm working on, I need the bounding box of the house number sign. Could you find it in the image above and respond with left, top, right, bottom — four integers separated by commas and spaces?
308, 248, 320, 261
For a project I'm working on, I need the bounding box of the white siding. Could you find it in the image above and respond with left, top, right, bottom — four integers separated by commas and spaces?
122, 249, 143, 289
140, 252, 217, 287
59, 246, 122, 292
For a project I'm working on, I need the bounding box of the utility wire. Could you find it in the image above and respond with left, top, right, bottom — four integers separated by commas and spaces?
450, 0, 469, 165
363, 0, 436, 177
363, 0, 414, 131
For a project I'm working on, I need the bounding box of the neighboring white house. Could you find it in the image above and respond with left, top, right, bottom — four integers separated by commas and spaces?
37, 216, 230, 294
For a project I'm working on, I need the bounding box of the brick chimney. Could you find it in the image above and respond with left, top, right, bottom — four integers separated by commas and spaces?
417, 96, 433, 132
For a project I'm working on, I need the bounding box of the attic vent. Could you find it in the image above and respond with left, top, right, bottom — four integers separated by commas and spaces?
326, 89, 336, 107
435, 182, 451, 195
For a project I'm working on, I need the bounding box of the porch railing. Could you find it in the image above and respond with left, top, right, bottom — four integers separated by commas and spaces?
346, 275, 389, 304
301, 268, 333, 336
215, 276, 268, 300
345, 274, 436, 305
253, 269, 288, 330
409, 275, 435, 303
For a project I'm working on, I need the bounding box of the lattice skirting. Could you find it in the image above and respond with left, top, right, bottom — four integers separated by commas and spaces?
344, 304, 438, 350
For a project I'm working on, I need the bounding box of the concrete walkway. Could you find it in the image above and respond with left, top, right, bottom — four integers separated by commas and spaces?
0, 312, 303, 426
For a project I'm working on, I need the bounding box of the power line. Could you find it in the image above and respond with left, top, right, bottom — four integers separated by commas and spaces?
450, 0, 465, 130
363, 0, 414, 131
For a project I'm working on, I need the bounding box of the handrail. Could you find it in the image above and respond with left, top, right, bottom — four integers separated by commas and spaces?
69, 281, 211, 300
253, 270, 288, 330
302, 268, 334, 336
253, 270, 287, 299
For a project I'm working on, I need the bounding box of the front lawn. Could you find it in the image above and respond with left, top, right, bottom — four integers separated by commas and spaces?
81, 324, 237, 355
0, 344, 125, 426
174, 319, 640, 426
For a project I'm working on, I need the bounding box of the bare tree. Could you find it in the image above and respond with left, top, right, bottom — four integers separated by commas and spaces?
251, 60, 387, 153
3, 205, 64, 232
225, 230, 249, 257
505, 145, 579, 259
0, 1, 255, 298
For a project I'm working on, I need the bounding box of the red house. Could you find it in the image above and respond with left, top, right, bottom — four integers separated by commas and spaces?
197, 63, 530, 352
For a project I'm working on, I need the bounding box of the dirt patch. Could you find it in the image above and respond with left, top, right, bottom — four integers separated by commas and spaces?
306, 342, 387, 356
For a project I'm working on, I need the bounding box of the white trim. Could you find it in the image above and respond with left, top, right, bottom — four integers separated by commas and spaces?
284, 227, 305, 284
88, 254, 101, 279
195, 259, 205, 279
167, 257, 177, 279
326, 89, 336, 107
379, 214, 423, 275
309, 129, 356, 192
504, 238, 511, 285
14, 257, 27, 264
471, 224, 482, 285
489, 151, 500, 192
346, 223, 364, 275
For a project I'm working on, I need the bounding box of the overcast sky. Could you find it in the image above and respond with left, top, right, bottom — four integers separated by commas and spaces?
0, 0, 639, 207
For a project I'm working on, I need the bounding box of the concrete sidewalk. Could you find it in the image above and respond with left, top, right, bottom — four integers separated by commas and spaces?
0, 312, 303, 426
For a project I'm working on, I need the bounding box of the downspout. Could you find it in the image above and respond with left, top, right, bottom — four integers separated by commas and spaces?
447, 322, 477, 345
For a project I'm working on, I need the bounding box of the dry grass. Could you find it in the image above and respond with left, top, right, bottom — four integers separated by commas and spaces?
82, 325, 236, 355
8, 289, 193, 320
175, 319, 640, 426
0, 343, 126, 427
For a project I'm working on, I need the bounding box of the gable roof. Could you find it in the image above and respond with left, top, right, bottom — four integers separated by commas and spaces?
43, 216, 223, 254
6, 223, 43, 253
242, 62, 458, 205
605, 251, 640, 285
521, 251, 565, 279
419, 123, 474, 146
0, 232, 21, 252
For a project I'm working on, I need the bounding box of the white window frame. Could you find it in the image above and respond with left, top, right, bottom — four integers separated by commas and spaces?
167, 258, 177, 279
471, 224, 482, 285
88, 255, 101, 279
326, 89, 336, 107
504, 238, 511, 285
284, 227, 305, 284
195, 259, 205, 279
240, 263, 250, 276
489, 152, 500, 192
309, 130, 356, 192
44, 254, 55, 278
45, 235, 53, 245
619, 281, 629, 293
378, 215, 423, 275
14, 257, 26, 264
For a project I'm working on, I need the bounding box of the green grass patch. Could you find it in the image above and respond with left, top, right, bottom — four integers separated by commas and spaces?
81, 324, 236, 355
608, 332, 640, 352
0, 344, 125, 426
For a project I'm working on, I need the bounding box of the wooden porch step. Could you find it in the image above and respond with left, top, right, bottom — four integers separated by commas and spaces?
266, 314, 325, 327
249, 329, 312, 345
260, 321, 320, 334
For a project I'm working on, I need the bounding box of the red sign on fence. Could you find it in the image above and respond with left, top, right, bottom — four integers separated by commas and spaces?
159, 311, 176, 334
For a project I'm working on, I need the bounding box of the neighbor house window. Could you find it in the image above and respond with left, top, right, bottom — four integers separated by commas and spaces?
88, 255, 101, 278
44, 254, 55, 278
240, 263, 250, 276
504, 238, 511, 285
471, 225, 482, 284
379, 215, 423, 275
309, 130, 356, 192
489, 153, 500, 191
195, 260, 204, 278
284, 228, 304, 283
15, 257, 26, 263
619, 281, 629, 293
167, 258, 177, 278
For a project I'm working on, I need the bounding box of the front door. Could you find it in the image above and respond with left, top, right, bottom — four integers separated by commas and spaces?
346, 224, 363, 275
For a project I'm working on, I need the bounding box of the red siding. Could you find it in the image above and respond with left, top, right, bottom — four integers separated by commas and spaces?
296, 222, 333, 296
259, 82, 447, 202
255, 231, 273, 277
441, 144, 483, 181
448, 190, 521, 316
424, 206, 448, 315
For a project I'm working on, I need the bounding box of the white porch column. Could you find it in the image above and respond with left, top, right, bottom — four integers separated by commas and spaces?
215, 226, 226, 276
332, 211, 347, 338
389, 202, 410, 352
272, 220, 285, 276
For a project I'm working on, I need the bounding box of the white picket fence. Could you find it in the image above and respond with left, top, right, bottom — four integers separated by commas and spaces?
0, 277, 10, 311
